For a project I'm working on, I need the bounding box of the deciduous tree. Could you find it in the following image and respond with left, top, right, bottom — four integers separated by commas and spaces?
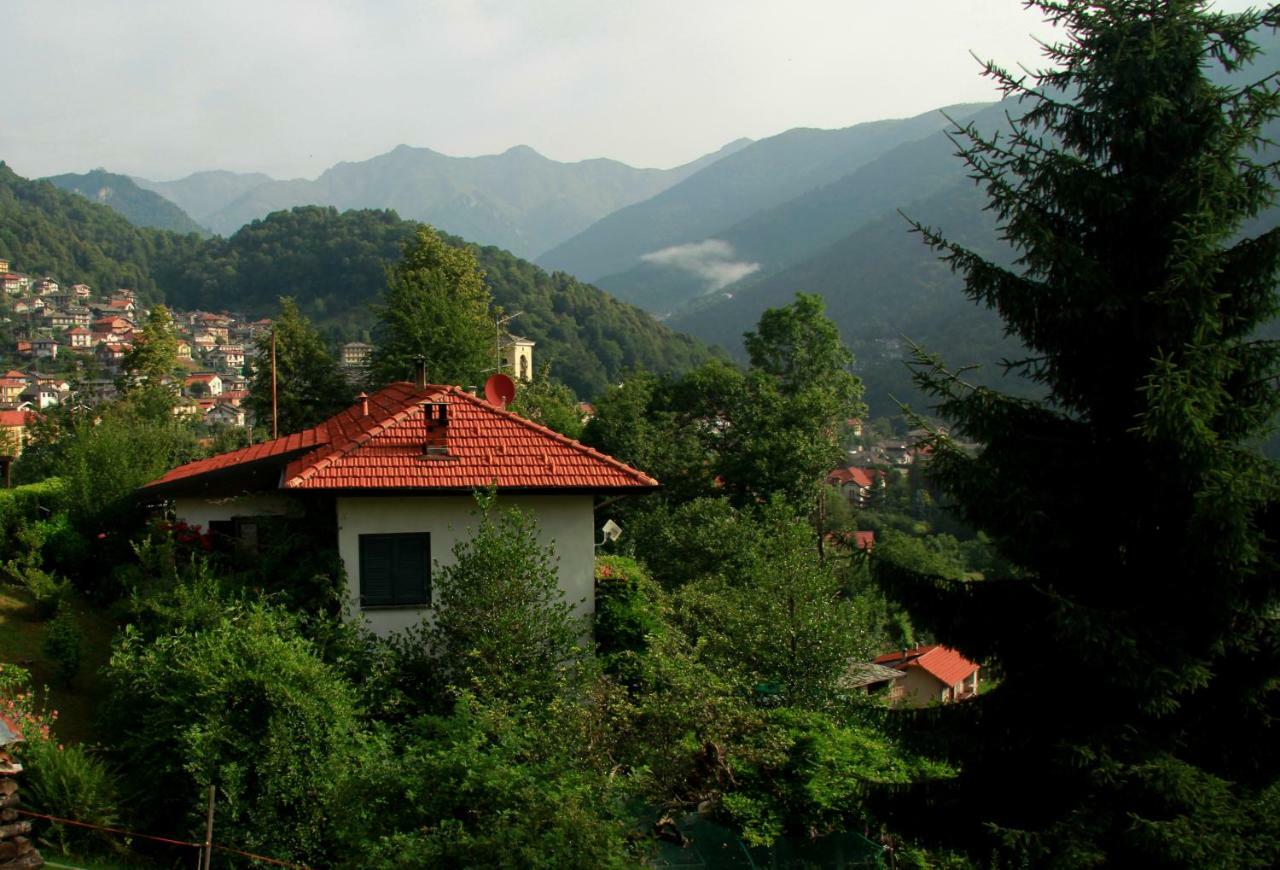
370, 225, 494, 387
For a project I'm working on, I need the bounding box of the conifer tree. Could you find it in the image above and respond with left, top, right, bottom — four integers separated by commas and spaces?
875, 2, 1280, 864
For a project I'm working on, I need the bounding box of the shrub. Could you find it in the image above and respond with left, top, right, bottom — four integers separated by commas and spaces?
425, 493, 584, 704
22, 740, 122, 858
594, 555, 665, 659
42, 605, 82, 684
102, 602, 361, 865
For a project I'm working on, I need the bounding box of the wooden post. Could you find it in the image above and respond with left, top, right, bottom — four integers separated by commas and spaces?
201, 785, 215, 870
270, 327, 278, 440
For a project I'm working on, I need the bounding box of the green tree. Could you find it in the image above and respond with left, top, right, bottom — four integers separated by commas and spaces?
507, 365, 585, 438
119, 304, 180, 418
103, 601, 360, 866
876, 2, 1280, 864
247, 297, 353, 434
675, 501, 875, 709
370, 225, 494, 387
424, 494, 584, 703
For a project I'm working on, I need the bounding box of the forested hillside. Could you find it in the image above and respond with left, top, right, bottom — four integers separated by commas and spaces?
536, 105, 986, 284
0, 163, 716, 398
157, 206, 717, 397
45, 169, 209, 236
0, 162, 203, 303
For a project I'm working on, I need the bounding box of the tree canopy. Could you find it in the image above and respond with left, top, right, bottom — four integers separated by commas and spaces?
369, 225, 496, 387
875, 2, 1280, 864
246, 297, 353, 434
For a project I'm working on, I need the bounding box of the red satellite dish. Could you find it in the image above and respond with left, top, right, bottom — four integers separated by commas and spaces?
484, 373, 516, 408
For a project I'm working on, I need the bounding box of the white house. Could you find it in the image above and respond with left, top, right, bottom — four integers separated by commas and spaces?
141, 381, 658, 636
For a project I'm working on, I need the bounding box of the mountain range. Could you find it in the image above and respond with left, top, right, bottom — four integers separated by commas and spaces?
131, 140, 751, 258
44, 169, 209, 236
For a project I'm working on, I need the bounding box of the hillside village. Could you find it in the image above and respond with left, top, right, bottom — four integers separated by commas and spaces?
0, 255, 543, 445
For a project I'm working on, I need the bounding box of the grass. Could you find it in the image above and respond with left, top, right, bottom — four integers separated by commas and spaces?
0, 585, 118, 745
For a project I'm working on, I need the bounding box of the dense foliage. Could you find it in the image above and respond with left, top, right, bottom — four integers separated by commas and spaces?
246, 297, 354, 433
369, 225, 494, 386
0, 167, 718, 399
0, 162, 202, 304
874, 2, 1280, 864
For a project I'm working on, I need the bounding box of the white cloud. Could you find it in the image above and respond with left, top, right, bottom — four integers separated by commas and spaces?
641, 239, 760, 291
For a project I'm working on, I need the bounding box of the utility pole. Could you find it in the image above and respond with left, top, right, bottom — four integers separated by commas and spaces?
270, 326, 278, 439
201, 785, 216, 870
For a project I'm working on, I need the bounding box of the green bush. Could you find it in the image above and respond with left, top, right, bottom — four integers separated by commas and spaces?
42, 605, 82, 684
102, 601, 361, 865
345, 694, 635, 869
22, 740, 122, 858
3, 553, 71, 619
0, 478, 68, 546
594, 555, 665, 659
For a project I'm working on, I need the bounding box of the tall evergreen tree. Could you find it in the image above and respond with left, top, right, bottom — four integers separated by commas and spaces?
247, 297, 353, 435
369, 225, 494, 387
875, 2, 1280, 864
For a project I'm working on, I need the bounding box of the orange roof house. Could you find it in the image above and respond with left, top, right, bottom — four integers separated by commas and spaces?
142, 381, 658, 636
874, 644, 980, 707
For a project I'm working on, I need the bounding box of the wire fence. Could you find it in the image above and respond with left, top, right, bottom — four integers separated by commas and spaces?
15, 808, 312, 869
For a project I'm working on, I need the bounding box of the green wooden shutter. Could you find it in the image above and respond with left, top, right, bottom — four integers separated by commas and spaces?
392, 533, 430, 605
359, 535, 396, 606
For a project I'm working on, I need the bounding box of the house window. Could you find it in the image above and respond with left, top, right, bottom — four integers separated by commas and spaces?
359, 533, 430, 607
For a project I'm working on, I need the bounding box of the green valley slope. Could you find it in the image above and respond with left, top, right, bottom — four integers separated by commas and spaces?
0, 163, 717, 398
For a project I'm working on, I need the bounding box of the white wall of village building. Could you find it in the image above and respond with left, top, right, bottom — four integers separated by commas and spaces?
172, 492, 596, 638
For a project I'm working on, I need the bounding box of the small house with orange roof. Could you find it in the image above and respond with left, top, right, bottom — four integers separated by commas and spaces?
826, 465, 881, 507
874, 644, 980, 707
141, 376, 659, 636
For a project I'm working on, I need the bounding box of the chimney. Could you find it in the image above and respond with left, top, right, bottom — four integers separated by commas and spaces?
357, 392, 369, 416
419, 400, 450, 456
413, 355, 427, 389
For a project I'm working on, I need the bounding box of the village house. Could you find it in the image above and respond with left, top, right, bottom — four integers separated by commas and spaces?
826, 465, 880, 507
184, 372, 223, 397
32, 338, 58, 360
12, 298, 43, 315
205, 402, 246, 428
44, 309, 75, 330
92, 315, 133, 336
874, 645, 980, 708
77, 378, 119, 404
33, 278, 59, 296
71, 283, 91, 298
141, 379, 658, 637
95, 341, 129, 371
0, 372, 27, 406
340, 341, 374, 368
213, 345, 245, 370
176, 340, 192, 360
19, 382, 62, 410
65, 327, 92, 349
66, 306, 92, 328
218, 389, 248, 407
221, 374, 248, 393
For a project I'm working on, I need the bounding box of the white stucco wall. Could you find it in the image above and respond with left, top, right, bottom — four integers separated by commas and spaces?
172, 492, 597, 639
336, 494, 596, 637
173, 493, 301, 531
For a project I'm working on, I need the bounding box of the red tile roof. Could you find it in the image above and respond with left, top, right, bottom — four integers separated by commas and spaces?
145, 382, 658, 494
0, 410, 34, 427
874, 644, 978, 687
853, 530, 875, 550
827, 466, 876, 488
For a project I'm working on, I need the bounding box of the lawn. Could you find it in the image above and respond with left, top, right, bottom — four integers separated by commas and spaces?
0, 586, 118, 745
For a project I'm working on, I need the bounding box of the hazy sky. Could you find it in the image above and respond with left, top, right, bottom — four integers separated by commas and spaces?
2, 0, 1262, 181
